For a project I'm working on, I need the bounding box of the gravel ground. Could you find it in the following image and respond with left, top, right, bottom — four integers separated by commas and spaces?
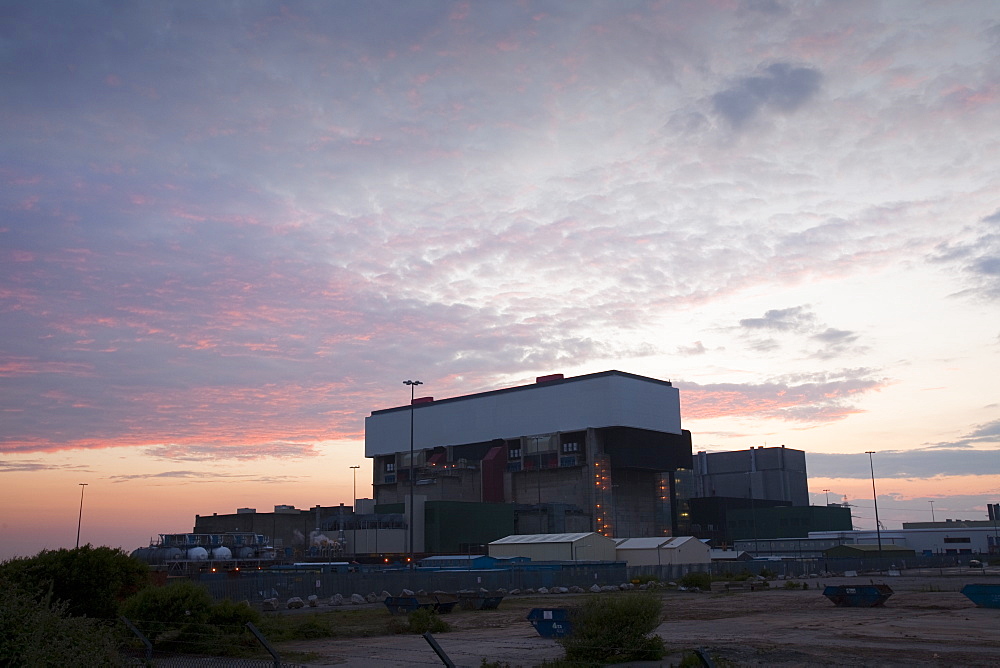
275, 570, 1000, 667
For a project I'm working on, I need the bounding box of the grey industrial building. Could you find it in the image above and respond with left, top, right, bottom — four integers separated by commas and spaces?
365, 370, 693, 538
692, 446, 809, 505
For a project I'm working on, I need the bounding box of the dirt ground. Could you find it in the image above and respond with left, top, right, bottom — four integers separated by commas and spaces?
276, 570, 1000, 667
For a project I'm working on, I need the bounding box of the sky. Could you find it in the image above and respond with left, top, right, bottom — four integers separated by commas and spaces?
2, 0, 998, 561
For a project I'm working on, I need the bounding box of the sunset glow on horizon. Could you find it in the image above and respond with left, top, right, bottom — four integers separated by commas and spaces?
2, 1, 998, 560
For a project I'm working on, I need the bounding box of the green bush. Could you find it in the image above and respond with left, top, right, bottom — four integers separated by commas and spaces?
0, 545, 149, 619
679, 571, 712, 590
120, 579, 261, 655
0, 580, 124, 666
404, 607, 450, 634
560, 594, 665, 665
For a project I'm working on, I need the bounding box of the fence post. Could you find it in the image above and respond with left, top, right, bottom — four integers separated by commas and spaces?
246, 621, 282, 668
120, 616, 153, 662
423, 632, 456, 668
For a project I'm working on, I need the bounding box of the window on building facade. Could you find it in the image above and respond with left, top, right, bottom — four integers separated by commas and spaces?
943, 536, 971, 543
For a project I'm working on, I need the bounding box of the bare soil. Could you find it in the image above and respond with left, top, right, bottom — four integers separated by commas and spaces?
275, 571, 1000, 667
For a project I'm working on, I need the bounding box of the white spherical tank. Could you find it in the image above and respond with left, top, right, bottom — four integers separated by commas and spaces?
187, 547, 208, 560
163, 547, 183, 561
211, 546, 232, 560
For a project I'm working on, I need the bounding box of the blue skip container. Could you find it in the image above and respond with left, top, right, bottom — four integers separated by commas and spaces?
961, 584, 1000, 608
527, 608, 573, 638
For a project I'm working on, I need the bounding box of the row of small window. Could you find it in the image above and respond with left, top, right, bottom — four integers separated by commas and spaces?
508, 442, 581, 458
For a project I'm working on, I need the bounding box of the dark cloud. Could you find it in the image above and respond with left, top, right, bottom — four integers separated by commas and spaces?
108, 470, 298, 483
0, 460, 92, 473
143, 442, 321, 462
712, 63, 822, 127
737, 308, 863, 360
930, 213, 1000, 300
807, 447, 1000, 479
740, 306, 816, 332
676, 341, 707, 355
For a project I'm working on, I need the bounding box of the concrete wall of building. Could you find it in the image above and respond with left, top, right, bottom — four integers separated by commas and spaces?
346, 528, 406, 555
365, 371, 681, 456
694, 446, 808, 506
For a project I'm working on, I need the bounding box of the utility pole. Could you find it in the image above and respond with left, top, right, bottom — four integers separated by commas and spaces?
350, 465, 360, 555
865, 452, 883, 559
75, 483, 88, 549
404, 379, 422, 568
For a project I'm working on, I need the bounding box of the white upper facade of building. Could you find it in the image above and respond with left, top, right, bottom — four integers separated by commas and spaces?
365, 370, 681, 457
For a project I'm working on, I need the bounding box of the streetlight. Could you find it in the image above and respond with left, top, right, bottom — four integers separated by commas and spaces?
75, 483, 88, 549
823, 489, 831, 506
864, 452, 883, 558
403, 379, 423, 568
929, 500, 936, 523
350, 465, 360, 556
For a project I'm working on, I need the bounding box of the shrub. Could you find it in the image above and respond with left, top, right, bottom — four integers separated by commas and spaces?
0, 579, 124, 666
0, 545, 149, 619
560, 594, 665, 665
679, 571, 712, 590
404, 607, 450, 634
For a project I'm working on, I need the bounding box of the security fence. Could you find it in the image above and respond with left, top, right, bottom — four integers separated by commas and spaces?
193, 562, 629, 604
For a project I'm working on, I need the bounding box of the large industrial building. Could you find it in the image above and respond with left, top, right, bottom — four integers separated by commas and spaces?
692, 446, 809, 505
365, 370, 692, 539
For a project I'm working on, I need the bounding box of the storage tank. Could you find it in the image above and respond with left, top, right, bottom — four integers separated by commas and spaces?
187, 547, 208, 560
235, 546, 255, 559
211, 546, 232, 560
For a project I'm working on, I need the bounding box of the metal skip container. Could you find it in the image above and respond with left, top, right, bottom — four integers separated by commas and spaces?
527, 608, 573, 638
822, 584, 894, 607
961, 584, 1000, 608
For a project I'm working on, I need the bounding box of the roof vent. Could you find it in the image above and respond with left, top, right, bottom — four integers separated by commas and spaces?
536, 374, 564, 383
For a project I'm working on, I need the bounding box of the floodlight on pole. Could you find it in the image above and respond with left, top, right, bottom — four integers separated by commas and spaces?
403, 379, 422, 568
75, 483, 88, 549
865, 451, 883, 558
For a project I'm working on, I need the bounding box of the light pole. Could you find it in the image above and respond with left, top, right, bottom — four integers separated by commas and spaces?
823, 489, 830, 505
865, 451, 883, 558
75, 483, 88, 549
929, 500, 936, 523
350, 465, 360, 556
403, 379, 422, 568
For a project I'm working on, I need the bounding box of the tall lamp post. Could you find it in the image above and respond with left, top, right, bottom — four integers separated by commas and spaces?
403, 379, 422, 568
75, 483, 88, 549
865, 451, 883, 558
929, 500, 936, 522
350, 465, 360, 556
